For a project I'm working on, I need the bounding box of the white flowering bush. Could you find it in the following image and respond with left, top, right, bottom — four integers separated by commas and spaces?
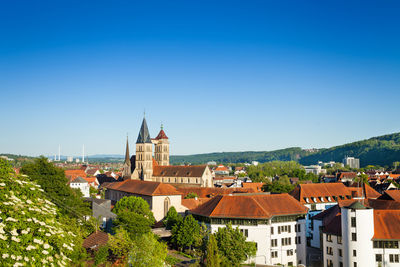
0, 171, 85, 266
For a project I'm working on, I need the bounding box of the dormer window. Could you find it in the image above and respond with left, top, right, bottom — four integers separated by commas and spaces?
327, 197, 332, 202
304, 198, 309, 203
319, 197, 324, 202
312, 197, 317, 202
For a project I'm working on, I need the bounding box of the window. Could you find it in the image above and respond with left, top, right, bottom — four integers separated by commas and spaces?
337, 236, 342, 244
271, 239, 277, 247
271, 227, 274, 235
390, 254, 399, 263
338, 249, 342, 257
327, 247, 333, 255
339, 262, 343, 267
327, 259, 333, 267
326, 234, 332, 242
373, 241, 399, 248
271, 251, 278, 258
376, 254, 382, 262
287, 249, 293, 256
282, 237, 291, 246
295, 236, 301, 244
311, 204, 316, 210
354, 262, 357, 267
351, 217, 356, 227
351, 233, 357, 241
353, 250, 357, 257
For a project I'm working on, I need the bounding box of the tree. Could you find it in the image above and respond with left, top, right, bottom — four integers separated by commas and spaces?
163, 206, 182, 230
20, 156, 90, 217
112, 196, 155, 237
262, 180, 295, 193
185, 192, 199, 199
214, 223, 257, 266
171, 215, 201, 251
0, 158, 13, 177
206, 234, 220, 267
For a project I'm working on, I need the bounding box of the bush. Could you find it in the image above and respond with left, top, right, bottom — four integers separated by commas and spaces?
94, 245, 109, 266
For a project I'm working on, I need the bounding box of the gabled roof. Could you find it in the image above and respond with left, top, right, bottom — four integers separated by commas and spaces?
104, 179, 182, 196
378, 190, 400, 201
65, 169, 87, 180
176, 187, 256, 198
72, 177, 88, 183
136, 117, 152, 144
373, 210, 400, 240
290, 183, 352, 204
347, 183, 381, 199
191, 193, 307, 219
153, 165, 208, 178
182, 198, 210, 210
242, 182, 264, 192
82, 231, 109, 250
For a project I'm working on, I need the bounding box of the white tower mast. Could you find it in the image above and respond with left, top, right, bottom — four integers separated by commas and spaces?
82, 144, 85, 163
58, 145, 61, 161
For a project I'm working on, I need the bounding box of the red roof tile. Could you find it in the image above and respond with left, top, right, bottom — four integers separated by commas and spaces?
176, 187, 256, 198
155, 129, 168, 140
65, 169, 87, 180
373, 210, 400, 240
191, 193, 307, 219
104, 179, 182, 196
242, 182, 264, 192
153, 165, 207, 178
82, 231, 109, 250
182, 198, 210, 210
290, 183, 353, 204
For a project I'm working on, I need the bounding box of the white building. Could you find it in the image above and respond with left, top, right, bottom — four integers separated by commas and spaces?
343, 156, 360, 169
304, 165, 326, 175
320, 199, 400, 267
104, 179, 186, 221
70, 177, 90, 197
191, 193, 308, 266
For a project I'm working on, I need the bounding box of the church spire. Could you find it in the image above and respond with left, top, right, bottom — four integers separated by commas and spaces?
124, 135, 130, 165
136, 117, 152, 143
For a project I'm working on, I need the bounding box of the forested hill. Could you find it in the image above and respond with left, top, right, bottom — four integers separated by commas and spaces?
299, 132, 400, 167
170, 147, 314, 165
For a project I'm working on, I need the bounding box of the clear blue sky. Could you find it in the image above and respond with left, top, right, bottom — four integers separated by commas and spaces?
1, 0, 400, 157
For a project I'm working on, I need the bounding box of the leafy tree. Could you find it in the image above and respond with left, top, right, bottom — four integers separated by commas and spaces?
108, 228, 132, 259
214, 223, 257, 266
129, 232, 167, 267
0, 158, 13, 177
206, 234, 220, 267
262, 181, 295, 194
20, 156, 90, 217
112, 196, 155, 237
94, 245, 109, 266
163, 206, 182, 230
171, 215, 201, 251
185, 192, 199, 199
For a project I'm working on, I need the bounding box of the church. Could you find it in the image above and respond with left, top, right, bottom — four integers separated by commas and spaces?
122, 117, 212, 188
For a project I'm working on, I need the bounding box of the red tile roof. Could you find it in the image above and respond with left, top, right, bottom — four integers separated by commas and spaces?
82, 231, 109, 250
191, 193, 307, 219
381, 190, 400, 201
347, 183, 381, 199
104, 179, 182, 196
373, 210, 400, 240
182, 198, 210, 210
65, 169, 87, 180
290, 183, 353, 204
215, 165, 229, 172
176, 187, 256, 198
153, 165, 207, 178
155, 129, 168, 140
242, 182, 264, 192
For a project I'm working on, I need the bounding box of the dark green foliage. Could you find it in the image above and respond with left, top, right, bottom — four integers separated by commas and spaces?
112, 196, 155, 237
0, 158, 14, 177
262, 181, 295, 194
171, 215, 201, 251
163, 206, 182, 230
94, 245, 109, 266
206, 234, 220, 267
170, 147, 311, 165
214, 223, 257, 266
20, 156, 90, 217
185, 192, 199, 199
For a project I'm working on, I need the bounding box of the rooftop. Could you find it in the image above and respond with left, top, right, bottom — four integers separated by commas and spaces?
104, 179, 182, 196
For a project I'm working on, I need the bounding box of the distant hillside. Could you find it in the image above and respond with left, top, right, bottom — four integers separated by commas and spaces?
299, 132, 400, 167
170, 147, 313, 165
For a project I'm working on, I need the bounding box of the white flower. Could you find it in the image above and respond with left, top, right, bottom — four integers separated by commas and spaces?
21, 229, 29, 235
11, 229, 18, 236
6, 217, 17, 222
48, 256, 53, 262
45, 233, 51, 237
0, 234, 7, 240
11, 236, 20, 242
33, 238, 43, 245
2, 253, 9, 258
30, 187, 36, 191
16, 256, 22, 261
11, 254, 16, 259
27, 218, 32, 222
0, 228, 5, 234
44, 243, 50, 249
42, 259, 48, 264
0, 183, 5, 186
13, 263, 23, 267
42, 250, 49, 255
26, 199, 33, 204
26, 245, 36, 251
24, 256, 29, 261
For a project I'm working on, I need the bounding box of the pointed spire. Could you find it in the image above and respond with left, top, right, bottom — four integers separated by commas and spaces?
136, 117, 152, 143
155, 124, 168, 140
125, 135, 130, 165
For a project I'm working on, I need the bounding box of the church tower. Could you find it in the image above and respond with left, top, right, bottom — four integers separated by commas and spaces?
154, 124, 170, 166
134, 117, 153, 180
122, 136, 131, 179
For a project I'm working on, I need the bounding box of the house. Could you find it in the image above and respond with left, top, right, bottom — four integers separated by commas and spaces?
83, 177, 99, 188
190, 193, 308, 266
82, 231, 109, 252
242, 182, 264, 192
85, 198, 116, 232
214, 165, 230, 176
70, 177, 90, 197
377, 190, 400, 201
104, 179, 186, 221
304, 165, 326, 175
65, 169, 87, 181
86, 168, 101, 177
336, 172, 357, 183
318, 199, 400, 267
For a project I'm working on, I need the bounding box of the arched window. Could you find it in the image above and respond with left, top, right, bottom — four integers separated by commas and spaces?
164, 197, 171, 217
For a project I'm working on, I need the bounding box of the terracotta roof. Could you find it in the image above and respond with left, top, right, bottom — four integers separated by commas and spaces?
176, 187, 256, 198
182, 198, 210, 210
71, 177, 88, 183
191, 193, 307, 219
82, 231, 109, 250
337, 172, 357, 179
242, 182, 264, 192
153, 165, 207, 178
290, 183, 353, 204
104, 179, 182, 196
379, 190, 400, 201
155, 129, 168, 140
347, 183, 381, 199
86, 169, 99, 176
373, 210, 400, 240
215, 165, 229, 172
65, 169, 87, 180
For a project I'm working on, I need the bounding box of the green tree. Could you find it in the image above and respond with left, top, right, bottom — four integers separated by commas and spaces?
185, 192, 199, 199
163, 206, 182, 230
20, 156, 90, 217
0, 158, 13, 177
206, 234, 220, 267
171, 215, 201, 251
129, 232, 167, 267
214, 223, 257, 266
262, 180, 295, 193
94, 245, 109, 266
112, 196, 155, 236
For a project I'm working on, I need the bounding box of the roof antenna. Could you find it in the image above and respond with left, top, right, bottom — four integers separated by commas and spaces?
161, 121, 163, 130
144, 109, 146, 118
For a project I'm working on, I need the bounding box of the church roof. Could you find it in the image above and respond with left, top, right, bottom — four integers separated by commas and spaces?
136, 117, 152, 144
153, 165, 207, 178
155, 129, 168, 140
104, 179, 182, 196
124, 137, 130, 165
